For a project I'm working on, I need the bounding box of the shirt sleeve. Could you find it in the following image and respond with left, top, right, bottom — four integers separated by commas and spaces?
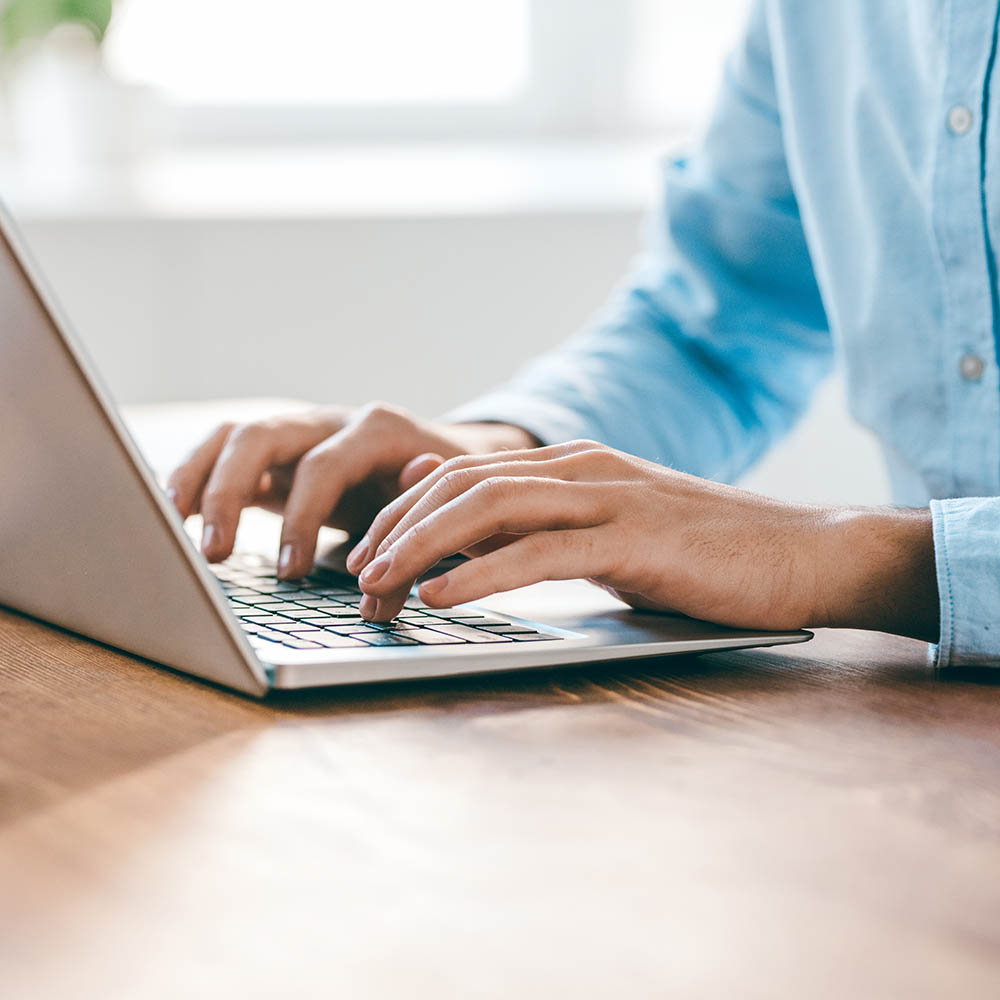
445, 1, 833, 483
931, 498, 1000, 667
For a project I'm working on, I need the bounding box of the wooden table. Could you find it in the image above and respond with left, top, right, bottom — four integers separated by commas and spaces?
2, 404, 1000, 999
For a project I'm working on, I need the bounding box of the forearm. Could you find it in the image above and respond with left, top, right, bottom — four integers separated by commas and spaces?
817, 507, 939, 641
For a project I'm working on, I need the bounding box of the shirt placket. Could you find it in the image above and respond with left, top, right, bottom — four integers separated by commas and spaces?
934, 0, 1000, 498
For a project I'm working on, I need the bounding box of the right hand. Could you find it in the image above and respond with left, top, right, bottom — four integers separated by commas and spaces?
165, 402, 537, 580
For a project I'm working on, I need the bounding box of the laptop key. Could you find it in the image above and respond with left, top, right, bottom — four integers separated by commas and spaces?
426, 624, 512, 643
477, 624, 541, 634
308, 588, 358, 599
282, 637, 324, 649
310, 634, 369, 649
393, 628, 466, 644
358, 632, 420, 647
253, 627, 296, 643
444, 614, 512, 627
323, 624, 382, 636
511, 633, 564, 641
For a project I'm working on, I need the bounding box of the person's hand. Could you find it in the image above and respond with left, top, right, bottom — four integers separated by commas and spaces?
348, 439, 939, 640
165, 402, 538, 579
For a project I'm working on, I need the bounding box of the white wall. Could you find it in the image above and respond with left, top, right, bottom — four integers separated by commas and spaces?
18, 211, 890, 506
19, 213, 636, 410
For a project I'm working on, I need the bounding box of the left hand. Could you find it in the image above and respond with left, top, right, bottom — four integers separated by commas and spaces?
346, 439, 848, 628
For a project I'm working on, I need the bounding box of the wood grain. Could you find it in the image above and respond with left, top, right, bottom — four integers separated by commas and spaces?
3, 602, 1000, 1000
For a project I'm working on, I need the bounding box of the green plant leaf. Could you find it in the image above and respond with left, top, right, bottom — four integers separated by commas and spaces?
1, 0, 114, 51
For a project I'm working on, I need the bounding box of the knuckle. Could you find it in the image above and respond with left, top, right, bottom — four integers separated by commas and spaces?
373, 533, 396, 556
359, 400, 407, 428
375, 519, 408, 553
437, 454, 474, 477
400, 517, 432, 551
556, 451, 593, 475
587, 446, 622, 469
561, 443, 619, 473
436, 467, 478, 498
227, 421, 268, 448
297, 446, 335, 476
367, 509, 393, 542
254, 416, 289, 435
472, 476, 512, 503
564, 438, 604, 453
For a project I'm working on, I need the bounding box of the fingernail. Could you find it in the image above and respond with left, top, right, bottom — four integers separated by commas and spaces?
359, 594, 377, 620
165, 487, 179, 510
202, 523, 219, 557
346, 536, 369, 574
420, 574, 448, 600
277, 543, 296, 578
359, 552, 392, 587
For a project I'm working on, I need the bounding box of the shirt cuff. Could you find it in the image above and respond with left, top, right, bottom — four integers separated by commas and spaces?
930, 497, 1000, 668
441, 391, 600, 448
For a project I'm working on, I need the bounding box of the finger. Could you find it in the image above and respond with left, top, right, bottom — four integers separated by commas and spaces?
165, 423, 234, 518
417, 527, 616, 608
276, 422, 390, 578
359, 585, 413, 624
398, 452, 446, 492
351, 526, 513, 618
358, 478, 610, 613
357, 446, 599, 574
251, 468, 291, 514
199, 420, 330, 561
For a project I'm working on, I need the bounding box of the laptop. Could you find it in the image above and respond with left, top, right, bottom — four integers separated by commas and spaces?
0, 202, 812, 696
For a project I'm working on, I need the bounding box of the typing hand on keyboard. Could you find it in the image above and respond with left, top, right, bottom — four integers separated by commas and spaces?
215, 555, 562, 652
165, 402, 538, 582
345, 439, 910, 639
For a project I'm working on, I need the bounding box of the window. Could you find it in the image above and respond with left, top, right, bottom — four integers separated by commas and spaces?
105, 0, 531, 106
628, 0, 748, 125
102, 0, 749, 144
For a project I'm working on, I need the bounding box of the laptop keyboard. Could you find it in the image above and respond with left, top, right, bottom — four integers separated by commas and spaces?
212, 554, 564, 653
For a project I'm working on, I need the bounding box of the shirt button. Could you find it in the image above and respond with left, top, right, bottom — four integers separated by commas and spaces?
959, 352, 986, 381
948, 104, 974, 135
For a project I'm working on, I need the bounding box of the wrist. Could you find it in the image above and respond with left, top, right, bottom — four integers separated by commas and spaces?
815, 506, 938, 640
447, 421, 542, 455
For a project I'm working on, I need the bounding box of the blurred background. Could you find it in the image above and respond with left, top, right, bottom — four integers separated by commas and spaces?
0, 0, 888, 503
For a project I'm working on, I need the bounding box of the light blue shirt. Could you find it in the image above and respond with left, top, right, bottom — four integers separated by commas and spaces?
448, 0, 1000, 667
